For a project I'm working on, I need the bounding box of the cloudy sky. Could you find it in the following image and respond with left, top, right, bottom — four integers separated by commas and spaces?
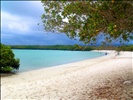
1, 1, 85, 45
1, 1, 132, 46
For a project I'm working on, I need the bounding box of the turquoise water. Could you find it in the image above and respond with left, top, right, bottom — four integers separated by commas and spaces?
13, 49, 105, 72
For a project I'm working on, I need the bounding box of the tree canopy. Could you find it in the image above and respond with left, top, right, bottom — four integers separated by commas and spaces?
41, 0, 133, 45
0, 44, 20, 73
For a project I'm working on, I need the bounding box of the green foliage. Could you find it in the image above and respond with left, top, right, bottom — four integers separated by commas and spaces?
41, 0, 133, 44
92, 45, 133, 51
116, 45, 133, 51
1, 66, 14, 73
9, 45, 93, 51
9, 44, 133, 52
93, 46, 117, 50
0, 44, 20, 73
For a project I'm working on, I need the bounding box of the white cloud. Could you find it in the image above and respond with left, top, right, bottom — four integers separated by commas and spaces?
8, 22, 30, 32
1, 11, 36, 34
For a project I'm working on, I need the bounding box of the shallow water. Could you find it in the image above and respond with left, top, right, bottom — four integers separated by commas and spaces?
13, 49, 105, 72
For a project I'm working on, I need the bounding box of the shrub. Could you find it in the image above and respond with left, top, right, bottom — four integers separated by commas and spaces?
1, 66, 14, 73
0, 44, 20, 73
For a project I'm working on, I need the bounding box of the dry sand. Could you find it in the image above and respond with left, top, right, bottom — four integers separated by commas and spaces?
1, 50, 133, 100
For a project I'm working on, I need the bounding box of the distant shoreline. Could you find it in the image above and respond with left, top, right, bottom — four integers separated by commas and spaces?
10, 45, 93, 51
8, 44, 133, 51
11, 48, 91, 51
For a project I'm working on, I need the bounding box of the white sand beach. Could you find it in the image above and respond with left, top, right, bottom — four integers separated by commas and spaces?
1, 50, 133, 100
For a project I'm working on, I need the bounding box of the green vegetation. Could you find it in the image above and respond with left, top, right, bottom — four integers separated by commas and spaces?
116, 45, 133, 51
0, 44, 20, 73
92, 46, 117, 50
93, 45, 133, 51
9, 45, 133, 51
9, 45, 93, 51
41, 1, 133, 44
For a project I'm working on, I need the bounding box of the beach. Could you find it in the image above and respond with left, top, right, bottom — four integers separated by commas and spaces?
1, 50, 133, 100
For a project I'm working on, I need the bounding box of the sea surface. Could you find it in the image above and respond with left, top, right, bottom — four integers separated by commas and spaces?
13, 49, 105, 72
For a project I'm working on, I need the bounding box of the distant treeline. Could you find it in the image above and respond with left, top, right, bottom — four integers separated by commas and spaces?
116, 45, 133, 51
8, 45, 133, 51
9, 45, 93, 51
93, 45, 133, 51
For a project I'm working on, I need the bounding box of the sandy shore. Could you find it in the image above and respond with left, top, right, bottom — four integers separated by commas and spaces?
1, 50, 133, 100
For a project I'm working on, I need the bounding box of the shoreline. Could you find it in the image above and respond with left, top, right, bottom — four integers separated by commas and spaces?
10, 49, 106, 73
1, 50, 133, 99
1, 50, 114, 83
22, 50, 114, 71
1, 50, 111, 75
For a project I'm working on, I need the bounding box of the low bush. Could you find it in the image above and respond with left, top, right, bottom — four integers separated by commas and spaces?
0, 44, 20, 73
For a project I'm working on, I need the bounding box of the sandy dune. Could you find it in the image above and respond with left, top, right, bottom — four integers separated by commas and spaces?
1, 50, 133, 100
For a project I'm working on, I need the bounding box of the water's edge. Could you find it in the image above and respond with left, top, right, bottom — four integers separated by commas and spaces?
13, 49, 106, 72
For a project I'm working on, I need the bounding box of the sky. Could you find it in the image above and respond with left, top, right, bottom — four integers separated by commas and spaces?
1, 1, 85, 45
1, 1, 132, 46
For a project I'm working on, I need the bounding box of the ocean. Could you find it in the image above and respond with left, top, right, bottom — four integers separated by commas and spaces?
13, 49, 105, 72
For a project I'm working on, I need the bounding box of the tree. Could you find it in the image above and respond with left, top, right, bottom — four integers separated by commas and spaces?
0, 44, 20, 73
41, 0, 133, 45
